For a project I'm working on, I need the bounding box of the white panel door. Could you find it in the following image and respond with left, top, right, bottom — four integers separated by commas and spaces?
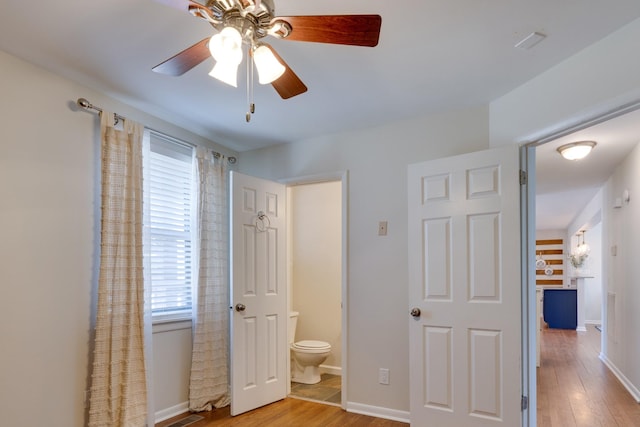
408, 146, 522, 426
230, 171, 287, 416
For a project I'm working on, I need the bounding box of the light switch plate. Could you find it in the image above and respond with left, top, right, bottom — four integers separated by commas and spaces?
378, 221, 388, 236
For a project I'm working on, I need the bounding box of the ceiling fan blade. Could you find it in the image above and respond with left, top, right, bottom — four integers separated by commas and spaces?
152, 37, 211, 76
278, 15, 382, 47
266, 45, 308, 99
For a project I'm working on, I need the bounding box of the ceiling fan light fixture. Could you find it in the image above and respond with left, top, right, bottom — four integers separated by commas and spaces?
557, 141, 597, 161
253, 45, 285, 84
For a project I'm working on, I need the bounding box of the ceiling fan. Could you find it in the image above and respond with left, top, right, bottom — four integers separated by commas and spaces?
153, 0, 381, 119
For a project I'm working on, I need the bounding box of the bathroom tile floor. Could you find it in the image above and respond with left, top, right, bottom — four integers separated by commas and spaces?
290, 374, 341, 406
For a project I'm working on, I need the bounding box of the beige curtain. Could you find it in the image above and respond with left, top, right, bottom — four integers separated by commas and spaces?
89, 112, 148, 426
188, 148, 230, 411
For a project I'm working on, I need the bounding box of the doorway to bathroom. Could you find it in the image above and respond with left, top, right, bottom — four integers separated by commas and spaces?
285, 175, 346, 407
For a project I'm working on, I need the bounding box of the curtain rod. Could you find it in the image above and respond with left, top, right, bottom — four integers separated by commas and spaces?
76, 97, 237, 164
77, 97, 126, 125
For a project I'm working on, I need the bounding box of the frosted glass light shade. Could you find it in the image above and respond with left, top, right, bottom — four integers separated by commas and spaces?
557, 141, 596, 160
208, 27, 243, 87
209, 27, 243, 61
253, 45, 285, 84
209, 61, 240, 87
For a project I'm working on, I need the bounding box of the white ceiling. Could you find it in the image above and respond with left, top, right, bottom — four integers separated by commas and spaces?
1, 0, 640, 230
2, 0, 640, 152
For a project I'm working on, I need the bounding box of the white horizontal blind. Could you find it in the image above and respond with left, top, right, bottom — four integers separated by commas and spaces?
145, 131, 195, 321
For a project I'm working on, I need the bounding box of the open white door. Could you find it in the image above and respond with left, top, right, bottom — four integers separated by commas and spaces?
230, 171, 287, 416
408, 145, 522, 426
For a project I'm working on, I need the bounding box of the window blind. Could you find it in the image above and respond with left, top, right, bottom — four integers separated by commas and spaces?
146, 131, 195, 321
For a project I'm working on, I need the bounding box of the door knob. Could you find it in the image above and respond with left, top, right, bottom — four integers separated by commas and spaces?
235, 303, 246, 312
410, 307, 421, 318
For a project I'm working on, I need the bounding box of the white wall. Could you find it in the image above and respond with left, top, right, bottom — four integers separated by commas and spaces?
603, 141, 640, 399
290, 182, 342, 370
0, 49, 235, 426
584, 222, 603, 323
566, 189, 604, 323
152, 323, 193, 415
238, 107, 490, 412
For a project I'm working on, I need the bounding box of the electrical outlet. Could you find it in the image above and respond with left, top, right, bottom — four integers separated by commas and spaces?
379, 368, 390, 385
378, 221, 388, 236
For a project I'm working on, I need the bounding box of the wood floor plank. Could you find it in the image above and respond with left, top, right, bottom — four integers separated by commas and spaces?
537, 325, 640, 427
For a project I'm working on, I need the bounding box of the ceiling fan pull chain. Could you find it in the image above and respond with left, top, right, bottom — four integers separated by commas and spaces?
246, 43, 255, 122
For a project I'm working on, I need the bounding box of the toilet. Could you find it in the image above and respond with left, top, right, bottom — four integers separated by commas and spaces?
289, 311, 332, 384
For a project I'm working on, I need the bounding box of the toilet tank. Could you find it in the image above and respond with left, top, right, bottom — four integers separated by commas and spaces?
289, 311, 299, 345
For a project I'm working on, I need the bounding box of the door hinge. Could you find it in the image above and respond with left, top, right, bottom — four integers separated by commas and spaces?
519, 170, 527, 185
521, 395, 529, 411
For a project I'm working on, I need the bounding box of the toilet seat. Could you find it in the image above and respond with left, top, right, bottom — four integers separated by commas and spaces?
292, 340, 331, 351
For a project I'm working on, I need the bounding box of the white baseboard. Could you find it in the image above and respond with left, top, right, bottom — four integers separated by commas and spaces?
319, 364, 342, 376
346, 401, 410, 423
600, 354, 640, 403
585, 320, 602, 325
155, 401, 189, 423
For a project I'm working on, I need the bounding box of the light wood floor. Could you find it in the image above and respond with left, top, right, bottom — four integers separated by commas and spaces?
537, 325, 640, 426
156, 398, 408, 427
159, 325, 640, 427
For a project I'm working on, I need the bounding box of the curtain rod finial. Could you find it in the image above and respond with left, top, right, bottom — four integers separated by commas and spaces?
77, 98, 91, 109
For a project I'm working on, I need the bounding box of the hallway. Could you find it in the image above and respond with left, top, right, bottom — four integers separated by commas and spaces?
537, 325, 640, 426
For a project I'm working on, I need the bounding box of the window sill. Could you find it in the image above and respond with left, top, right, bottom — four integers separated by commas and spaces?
152, 319, 192, 334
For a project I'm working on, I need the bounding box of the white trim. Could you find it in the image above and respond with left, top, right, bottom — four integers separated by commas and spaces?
532, 99, 640, 145
319, 364, 342, 376
585, 320, 602, 325
154, 401, 189, 423
152, 319, 192, 334
521, 144, 536, 427
280, 171, 346, 186
340, 171, 349, 410
346, 402, 410, 423
289, 395, 341, 407
600, 354, 640, 403
576, 326, 587, 332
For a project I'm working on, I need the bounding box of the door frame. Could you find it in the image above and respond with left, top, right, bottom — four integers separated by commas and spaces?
523, 97, 640, 426
281, 170, 349, 409
521, 143, 536, 427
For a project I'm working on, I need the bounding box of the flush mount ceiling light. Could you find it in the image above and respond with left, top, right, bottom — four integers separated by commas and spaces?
557, 141, 597, 161
153, 0, 382, 122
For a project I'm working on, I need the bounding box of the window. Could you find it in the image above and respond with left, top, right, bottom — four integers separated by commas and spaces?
144, 130, 195, 322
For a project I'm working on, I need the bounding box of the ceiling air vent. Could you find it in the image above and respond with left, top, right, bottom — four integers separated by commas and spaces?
515, 32, 546, 50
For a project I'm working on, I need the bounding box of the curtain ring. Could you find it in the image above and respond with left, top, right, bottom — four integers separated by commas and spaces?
255, 211, 270, 232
